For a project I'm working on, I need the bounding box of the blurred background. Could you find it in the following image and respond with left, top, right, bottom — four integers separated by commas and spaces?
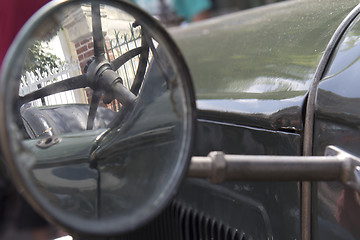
132, 0, 286, 25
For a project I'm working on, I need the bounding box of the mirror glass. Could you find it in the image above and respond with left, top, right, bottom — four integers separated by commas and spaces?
0, 0, 195, 235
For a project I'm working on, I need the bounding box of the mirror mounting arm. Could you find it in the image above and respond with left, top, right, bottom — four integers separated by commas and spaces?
189, 146, 360, 191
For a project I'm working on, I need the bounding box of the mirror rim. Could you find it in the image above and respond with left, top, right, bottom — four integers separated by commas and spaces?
0, 0, 197, 235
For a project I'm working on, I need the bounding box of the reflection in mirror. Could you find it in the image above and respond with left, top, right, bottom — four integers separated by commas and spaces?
1, 0, 195, 236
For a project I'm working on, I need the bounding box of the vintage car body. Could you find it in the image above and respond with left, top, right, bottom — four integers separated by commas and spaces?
2, 0, 360, 240
160, 1, 360, 240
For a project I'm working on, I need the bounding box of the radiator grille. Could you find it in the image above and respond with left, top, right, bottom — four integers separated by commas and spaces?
120, 201, 247, 240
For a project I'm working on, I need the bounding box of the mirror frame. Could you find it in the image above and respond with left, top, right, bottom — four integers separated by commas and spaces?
0, 0, 196, 236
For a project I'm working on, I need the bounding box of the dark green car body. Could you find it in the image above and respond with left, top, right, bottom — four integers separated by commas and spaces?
148, 1, 360, 239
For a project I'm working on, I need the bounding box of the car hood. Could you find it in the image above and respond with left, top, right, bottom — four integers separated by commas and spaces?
170, 0, 359, 131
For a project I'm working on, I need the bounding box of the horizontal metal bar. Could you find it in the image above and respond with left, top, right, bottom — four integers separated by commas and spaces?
189, 154, 341, 182
188, 146, 360, 192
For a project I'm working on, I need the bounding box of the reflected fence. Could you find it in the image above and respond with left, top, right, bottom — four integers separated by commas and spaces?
104, 26, 151, 111
19, 59, 87, 107
20, 25, 150, 112
105, 26, 142, 90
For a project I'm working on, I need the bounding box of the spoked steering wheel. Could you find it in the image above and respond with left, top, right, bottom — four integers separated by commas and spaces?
19, 3, 151, 131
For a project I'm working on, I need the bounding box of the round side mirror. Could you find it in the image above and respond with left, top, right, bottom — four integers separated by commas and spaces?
0, 0, 196, 236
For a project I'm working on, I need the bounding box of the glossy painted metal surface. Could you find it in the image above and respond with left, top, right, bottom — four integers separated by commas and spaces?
314, 12, 360, 240
21, 104, 116, 138
169, 2, 360, 240
176, 119, 302, 240
21, 129, 104, 220
287, 3, 360, 239
171, 0, 359, 131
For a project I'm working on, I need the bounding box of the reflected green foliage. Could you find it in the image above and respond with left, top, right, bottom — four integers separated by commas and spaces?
23, 41, 62, 76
